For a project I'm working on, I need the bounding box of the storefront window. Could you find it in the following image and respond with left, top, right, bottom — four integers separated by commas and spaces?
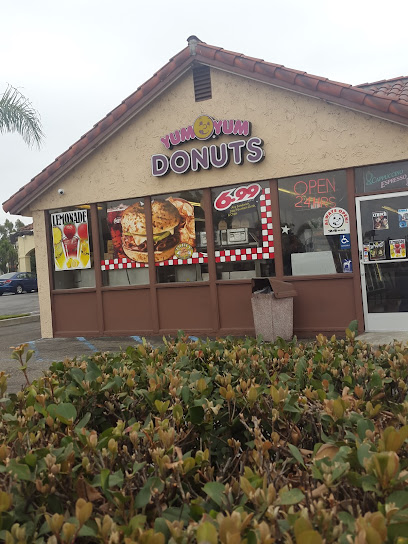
50, 206, 95, 290
151, 190, 208, 283
211, 181, 275, 279
355, 160, 408, 194
215, 260, 275, 280
99, 200, 149, 287
278, 170, 351, 276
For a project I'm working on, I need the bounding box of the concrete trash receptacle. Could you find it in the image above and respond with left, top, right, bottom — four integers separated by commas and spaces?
251, 278, 297, 341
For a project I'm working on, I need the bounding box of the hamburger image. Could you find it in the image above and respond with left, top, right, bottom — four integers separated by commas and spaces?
121, 200, 184, 262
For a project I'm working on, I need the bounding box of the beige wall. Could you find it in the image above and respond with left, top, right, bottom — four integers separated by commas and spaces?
32, 210, 53, 338
29, 69, 408, 213
25, 67, 408, 336
17, 234, 35, 272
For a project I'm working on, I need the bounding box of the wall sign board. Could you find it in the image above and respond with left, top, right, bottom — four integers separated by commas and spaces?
355, 161, 408, 194
51, 209, 91, 271
151, 115, 264, 176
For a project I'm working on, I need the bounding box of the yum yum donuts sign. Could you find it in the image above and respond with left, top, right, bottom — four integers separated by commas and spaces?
151, 115, 264, 177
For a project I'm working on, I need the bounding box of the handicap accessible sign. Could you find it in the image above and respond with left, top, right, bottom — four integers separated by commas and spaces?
340, 234, 351, 249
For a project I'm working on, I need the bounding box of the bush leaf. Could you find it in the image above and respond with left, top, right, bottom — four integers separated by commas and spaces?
55, 402, 77, 423
279, 488, 305, 505
203, 482, 225, 507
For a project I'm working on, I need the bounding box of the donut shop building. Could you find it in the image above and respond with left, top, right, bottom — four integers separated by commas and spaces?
4, 37, 408, 338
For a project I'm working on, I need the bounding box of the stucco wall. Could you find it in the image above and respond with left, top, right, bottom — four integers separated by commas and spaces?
25, 67, 408, 336
32, 210, 53, 338
17, 234, 35, 272
29, 68, 408, 213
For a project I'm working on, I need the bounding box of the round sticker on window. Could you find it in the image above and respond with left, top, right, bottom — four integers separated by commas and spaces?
323, 207, 350, 235
174, 243, 194, 260
328, 212, 344, 229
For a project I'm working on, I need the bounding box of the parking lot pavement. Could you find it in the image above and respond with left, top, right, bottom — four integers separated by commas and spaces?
0, 291, 39, 316
0, 325, 191, 393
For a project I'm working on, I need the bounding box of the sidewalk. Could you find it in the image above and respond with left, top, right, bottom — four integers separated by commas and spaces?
1, 333, 188, 394
0, 314, 40, 327
356, 331, 408, 345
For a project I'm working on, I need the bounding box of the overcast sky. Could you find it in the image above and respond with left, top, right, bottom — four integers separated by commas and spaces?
1, 0, 407, 225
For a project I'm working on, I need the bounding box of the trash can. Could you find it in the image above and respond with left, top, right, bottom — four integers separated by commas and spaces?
251, 278, 297, 341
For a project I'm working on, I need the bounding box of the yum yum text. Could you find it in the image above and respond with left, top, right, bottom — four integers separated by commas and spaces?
161, 120, 250, 149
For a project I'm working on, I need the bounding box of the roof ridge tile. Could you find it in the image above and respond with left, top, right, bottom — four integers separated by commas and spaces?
358, 76, 408, 87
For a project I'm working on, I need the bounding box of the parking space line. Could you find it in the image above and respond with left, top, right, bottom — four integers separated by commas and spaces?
28, 340, 44, 362
76, 337, 97, 352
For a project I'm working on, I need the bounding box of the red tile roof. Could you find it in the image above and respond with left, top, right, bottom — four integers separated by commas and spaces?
4, 37, 408, 215
18, 222, 33, 232
357, 77, 408, 105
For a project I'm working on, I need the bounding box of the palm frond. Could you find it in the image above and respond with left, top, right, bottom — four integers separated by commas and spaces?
0, 85, 44, 148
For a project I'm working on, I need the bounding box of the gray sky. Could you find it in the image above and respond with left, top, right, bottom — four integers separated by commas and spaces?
1, 0, 407, 225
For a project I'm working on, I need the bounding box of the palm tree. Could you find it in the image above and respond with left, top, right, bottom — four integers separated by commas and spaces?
0, 85, 43, 147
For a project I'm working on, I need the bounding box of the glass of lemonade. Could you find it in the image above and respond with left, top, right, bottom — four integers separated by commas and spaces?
63, 236, 79, 260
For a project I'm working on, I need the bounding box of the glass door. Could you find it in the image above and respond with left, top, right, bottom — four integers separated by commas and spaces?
356, 191, 408, 331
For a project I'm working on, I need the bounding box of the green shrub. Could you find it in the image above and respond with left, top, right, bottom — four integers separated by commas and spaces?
0, 331, 408, 543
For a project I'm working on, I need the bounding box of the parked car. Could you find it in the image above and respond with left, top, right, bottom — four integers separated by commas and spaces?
0, 272, 38, 295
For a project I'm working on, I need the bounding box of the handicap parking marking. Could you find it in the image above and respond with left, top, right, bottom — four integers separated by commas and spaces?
76, 337, 97, 352
130, 336, 142, 343
27, 340, 44, 362
189, 336, 199, 342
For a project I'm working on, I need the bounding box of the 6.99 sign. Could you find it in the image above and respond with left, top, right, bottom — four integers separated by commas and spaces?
214, 183, 261, 211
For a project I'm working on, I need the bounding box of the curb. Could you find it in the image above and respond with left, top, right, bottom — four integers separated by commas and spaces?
0, 315, 40, 328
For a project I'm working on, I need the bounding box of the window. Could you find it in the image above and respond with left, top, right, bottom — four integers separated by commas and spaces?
278, 170, 351, 276
50, 206, 95, 290
355, 160, 408, 194
211, 181, 275, 279
151, 190, 209, 283
99, 199, 149, 287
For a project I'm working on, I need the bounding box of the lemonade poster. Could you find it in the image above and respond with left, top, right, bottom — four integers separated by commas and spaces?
51, 210, 91, 271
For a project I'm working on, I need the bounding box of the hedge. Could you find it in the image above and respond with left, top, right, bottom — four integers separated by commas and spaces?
0, 328, 407, 543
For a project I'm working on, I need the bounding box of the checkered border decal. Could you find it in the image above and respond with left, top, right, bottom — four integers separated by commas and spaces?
101, 259, 148, 271
156, 252, 208, 267
101, 188, 273, 270
214, 187, 273, 263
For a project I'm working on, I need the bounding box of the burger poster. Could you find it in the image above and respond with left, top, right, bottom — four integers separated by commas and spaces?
51, 209, 91, 271
107, 197, 199, 264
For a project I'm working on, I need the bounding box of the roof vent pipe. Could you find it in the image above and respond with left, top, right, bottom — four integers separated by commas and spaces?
187, 35, 201, 56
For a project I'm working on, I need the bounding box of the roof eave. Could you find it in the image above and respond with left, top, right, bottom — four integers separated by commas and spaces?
194, 54, 408, 128
5, 40, 408, 216
3, 50, 194, 216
